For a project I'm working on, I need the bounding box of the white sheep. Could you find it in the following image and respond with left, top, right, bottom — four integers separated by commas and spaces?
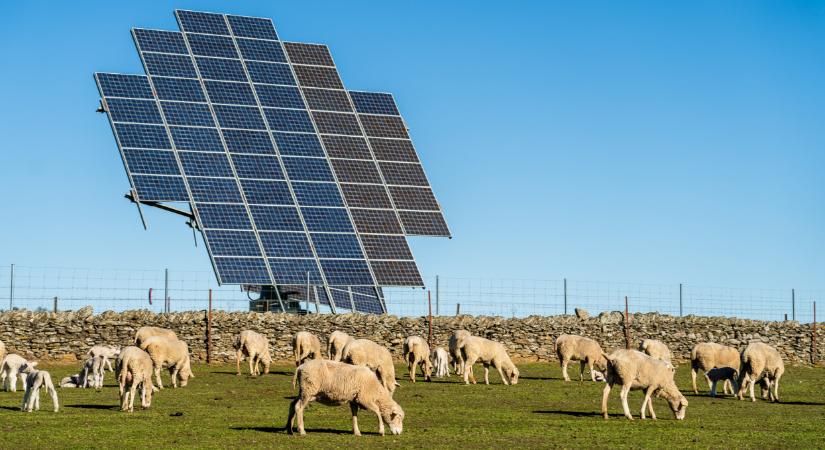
737, 342, 784, 402
0, 339, 5, 365
1, 354, 32, 392
234, 330, 272, 376
554, 334, 607, 382
18, 363, 59, 413
139, 336, 194, 389
327, 330, 354, 362
115, 346, 156, 412
287, 359, 405, 436
430, 346, 450, 378
87, 345, 120, 372
601, 349, 688, 420
639, 339, 673, 364
448, 330, 471, 375
690, 342, 740, 394
458, 335, 519, 385
402, 336, 432, 382
134, 326, 177, 348
341, 338, 398, 394
292, 331, 322, 367
706, 367, 739, 397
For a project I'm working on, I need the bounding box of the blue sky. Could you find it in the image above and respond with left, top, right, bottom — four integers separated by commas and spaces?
0, 0, 823, 290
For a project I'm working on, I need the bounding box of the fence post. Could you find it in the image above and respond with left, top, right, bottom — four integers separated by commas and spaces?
427, 291, 433, 347
207, 289, 212, 364
563, 278, 567, 315
812, 301, 817, 365
792, 289, 795, 321
348, 286, 356, 312
9, 264, 14, 310
456, 303, 460, 316
53, 296, 58, 313
679, 283, 683, 317
164, 268, 169, 314
624, 296, 632, 349
313, 286, 320, 314
435, 275, 440, 316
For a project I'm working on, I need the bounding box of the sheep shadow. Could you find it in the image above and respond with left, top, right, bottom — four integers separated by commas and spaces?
0, 405, 20, 411
533, 410, 602, 417
67, 404, 120, 410
775, 400, 825, 406
231, 426, 374, 435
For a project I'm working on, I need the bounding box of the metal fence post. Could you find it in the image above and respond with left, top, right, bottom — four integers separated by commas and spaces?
9, 264, 14, 310
53, 297, 58, 313
563, 278, 567, 315
164, 268, 169, 314
679, 283, 683, 317
435, 275, 440, 316
456, 303, 460, 316
427, 290, 433, 347
792, 289, 795, 321
348, 286, 356, 312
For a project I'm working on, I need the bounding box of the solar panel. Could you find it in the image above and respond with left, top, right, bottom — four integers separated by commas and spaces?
95, 10, 450, 313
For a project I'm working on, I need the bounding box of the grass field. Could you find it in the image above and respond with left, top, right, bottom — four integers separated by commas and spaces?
1, 362, 823, 449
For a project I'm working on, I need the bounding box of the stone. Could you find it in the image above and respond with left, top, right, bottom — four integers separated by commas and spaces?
574, 308, 589, 319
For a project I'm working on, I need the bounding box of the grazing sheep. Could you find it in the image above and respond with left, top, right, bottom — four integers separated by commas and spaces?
430, 347, 450, 378
402, 336, 432, 382
601, 349, 688, 420
18, 363, 59, 413
328, 331, 354, 362
639, 339, 673, 364
341, 338, 398, 394
287, 359, 404, 436
1, 354, 32, 392
74, 356, 106, 389
706, 367, 739, 397
737, 342, 784, 402
449, 330, 471, 375
115, 346, 155, 412
292, 331, 322, 367
87, 345, 120, 372
134, 326, 177, 348
139, 336, 194, 389
554, 334, 608, 382
234, 330, 272, 376
690, 342, 740, 394
459, 336, 519, 385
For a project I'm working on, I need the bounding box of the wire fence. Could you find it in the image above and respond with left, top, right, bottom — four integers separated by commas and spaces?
0, 264, 820, 323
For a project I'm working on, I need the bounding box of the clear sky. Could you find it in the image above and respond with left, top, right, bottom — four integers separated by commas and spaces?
1, 0, 823, 291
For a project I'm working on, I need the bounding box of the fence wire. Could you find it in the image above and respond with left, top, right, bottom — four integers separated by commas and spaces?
0, 264, 820, 323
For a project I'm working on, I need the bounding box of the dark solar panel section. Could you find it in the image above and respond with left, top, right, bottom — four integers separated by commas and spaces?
371, 260, 424, 286
283, 42, 335, 67
397, 211, 450, 237
350, 91, 400, 116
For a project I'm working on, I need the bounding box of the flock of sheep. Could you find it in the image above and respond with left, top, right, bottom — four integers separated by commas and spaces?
0, 327, 788, 436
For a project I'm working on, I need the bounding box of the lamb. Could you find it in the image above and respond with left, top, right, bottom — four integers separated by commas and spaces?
690, 342, 740, 394
18, 363, 59, 413
327, 330, 354, 362
86, 345, 120, 372
139, 336, 194, 389
115, 346, 155, 412
134, 326, 177, 347
737, 342, 784, 402
287, 359, 404, 436
554, 334, 608, 382
402, 336, 432, 382
1, 354, 32, 392
706, 367, 739, 397
601, 349, 688, 420
639, 339, 673, 364
430, 346, 450, 378
292, 331, 322, 366
449, 330, 471, 375
340, 338, 398, 394
234, 330, 272, 376
458, 335, 519, 385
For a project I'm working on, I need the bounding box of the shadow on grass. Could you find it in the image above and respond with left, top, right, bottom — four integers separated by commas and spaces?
231, 426, 369, 435
776, 400, 825, 406
211, 370, 293, 377
67, 404, 119, 410
0, 406, 20, 411
519, 376, 557, 381
533, 410, 602, 417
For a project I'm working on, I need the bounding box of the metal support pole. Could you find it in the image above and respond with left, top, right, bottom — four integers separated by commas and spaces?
164, 268, 169, 314
305, 271, 311, 313
9, 264, 14, 310
313, 286, 320, 314
53, 297, 58, 313
427, 290, 433, 347
792, 289, 795, 321
456, 303, 460, 316
207, 289, 212, 364
348, 286, 356, 313
624, 296, 632, 349
563, 278, 567, 315
435, 275, 440, 316
679, 283, 683, 317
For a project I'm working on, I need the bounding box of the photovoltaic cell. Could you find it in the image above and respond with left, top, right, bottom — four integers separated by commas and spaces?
170, 127, 224, 152
350, 91, 400, 116
133, 29, 188, 54
226, 15, 278, 40
123, 149, 180, 175
132, 175, 188, 201
96, 73, 154, 99
236, 38, 286, 62
176, 10, 230, 35
283, 42, 334, 67
153, 77, 207, 102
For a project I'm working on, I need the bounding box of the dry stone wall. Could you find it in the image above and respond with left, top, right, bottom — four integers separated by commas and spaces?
0, 307, 821, 365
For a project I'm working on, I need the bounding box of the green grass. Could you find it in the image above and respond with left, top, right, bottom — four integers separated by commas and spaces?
1, 362, 823, 449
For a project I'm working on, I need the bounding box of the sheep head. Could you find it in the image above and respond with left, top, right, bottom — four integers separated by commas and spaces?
380, 401, 405, 435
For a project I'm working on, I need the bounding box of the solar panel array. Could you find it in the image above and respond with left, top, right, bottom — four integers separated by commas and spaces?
95, 10, 449, 313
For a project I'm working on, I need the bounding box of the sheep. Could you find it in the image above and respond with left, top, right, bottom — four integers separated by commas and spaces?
449, 330, 471, 375
601, 349, 688, 420
341, 338, 398, 394
639, 339, 672, 364
115, 346, 155, 412
690, 342, 740, 394
234, 330, 272, 376
458, 335, 519, 385
18, 363, 59, 413
737, 342, 784, 402
0, 339, 5, 365
86, 345, 120, 372
1, 354, 32, 392
430, 346, 450, 378
554, 334, 607, 382
706, 367, 739, 397
287, 359, 404, 436
402, 336, 432, 382
68, 356, 106, 389
327, 330, 354, 362
134, 326, 177, 348
292, 331, 322, 367
139, 336, 194, 389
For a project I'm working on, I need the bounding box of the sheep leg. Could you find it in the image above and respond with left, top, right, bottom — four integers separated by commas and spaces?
236, 349, 243, 376
483, 363, 490, 385
579, 361, 585, 381
647, 393, 656, 420
640, 389, 649, 420
33, 386, 41, 412
748, 376, 756, 402
723, 379, 731, 395
128, 382, 138, 412
410, 359, 416, 383
772, 376, 780, 402
154, 365, 164, 390
286, 398, 299, 434
710, 380, 717, 397
690, 367, 698, 394
561, 358, 570, 382
170, 367, 179, 389
496, 364, 508, 385
105, 357, 113, 372
620, 385, 633, 420
295, 398, 308, 436
20, 384, 30, 411
601, 382, 612, 419
463, 357, 477, 385
367, 401, 385, 436
249, 355, 257, 377
704, 373, 713, 391
350, 401, 361, 436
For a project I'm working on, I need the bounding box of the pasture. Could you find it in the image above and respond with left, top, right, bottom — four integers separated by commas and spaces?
1, 363, 823, 449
